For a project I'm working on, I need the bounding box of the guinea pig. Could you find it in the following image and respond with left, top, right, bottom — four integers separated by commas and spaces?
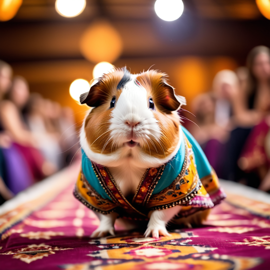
74, 67, 226, 238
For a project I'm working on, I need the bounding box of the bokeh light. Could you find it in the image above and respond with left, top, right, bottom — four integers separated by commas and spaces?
0, 0, 22, 21
80, 20, 123, 63
256, 0, 270, 20
55, 0, 86, 18
93, 62, 114, 79
69, 79, 90, 102
154, 0, 184, 22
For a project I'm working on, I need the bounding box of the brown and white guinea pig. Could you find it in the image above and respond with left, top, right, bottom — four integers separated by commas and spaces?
79, 68, 204, 238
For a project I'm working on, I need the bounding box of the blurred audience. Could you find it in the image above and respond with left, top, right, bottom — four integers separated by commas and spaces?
189, 45, 270, 191
0, 60, 79, 205
1, 76, 51, 181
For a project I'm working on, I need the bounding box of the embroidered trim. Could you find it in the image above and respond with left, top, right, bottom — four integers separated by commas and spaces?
80, 173, 116, 207
91, 163, 119, 205
132, 165, 166, 207
209, 188, 226, 205
73, 188, 117, 215
148, 181, 202, 211
133, 168, 150, 202
144, 165, 166, 205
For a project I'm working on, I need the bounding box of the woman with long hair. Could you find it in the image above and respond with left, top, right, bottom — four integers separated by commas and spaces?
0, 76, 54, 182
0, 62, 33, 202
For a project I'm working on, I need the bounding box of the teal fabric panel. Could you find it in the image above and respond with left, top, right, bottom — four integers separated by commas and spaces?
81, 149, 112, 201
152, 129, 186, 195
182, 126, 212, 179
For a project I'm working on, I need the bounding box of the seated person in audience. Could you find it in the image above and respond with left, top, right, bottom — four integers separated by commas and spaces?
25, 93, 62, 171
212, 69, 243, 129
236, 46, 270, 126
239, 114, 270, 191
0, 133, 14, 203
189, 93, 228, 176
0, 76, 54, 181
0, 61, 34, 200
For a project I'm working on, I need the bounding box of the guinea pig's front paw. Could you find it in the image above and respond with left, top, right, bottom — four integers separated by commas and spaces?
91, 226, 115, 238
144, 224, 170, 239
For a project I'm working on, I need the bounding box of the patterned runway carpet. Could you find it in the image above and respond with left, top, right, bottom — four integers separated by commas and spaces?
0, 162, 270, 270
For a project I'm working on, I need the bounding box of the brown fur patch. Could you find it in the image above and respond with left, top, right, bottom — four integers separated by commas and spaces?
85, 106, 116, 154
137, 70, 180, 113
137, 70, 181, 158
140, 112, 180, 159
81, 69, 125, 107
84, 70, 125, 154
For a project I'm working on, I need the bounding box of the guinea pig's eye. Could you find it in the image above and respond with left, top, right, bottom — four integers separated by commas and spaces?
110, 96, 116, 109
149, 97, 155, 110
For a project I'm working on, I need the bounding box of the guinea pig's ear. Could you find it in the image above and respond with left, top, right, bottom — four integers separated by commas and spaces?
176, 95, 186, 107
79, 81, 107, 107
158, 81, 184, 111
137, 70, 185, 112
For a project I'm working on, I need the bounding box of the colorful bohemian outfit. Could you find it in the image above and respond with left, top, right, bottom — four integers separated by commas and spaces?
74, 127, 226, 220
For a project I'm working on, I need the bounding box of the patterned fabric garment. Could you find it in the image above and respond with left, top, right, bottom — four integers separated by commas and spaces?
74, 127, 226, 220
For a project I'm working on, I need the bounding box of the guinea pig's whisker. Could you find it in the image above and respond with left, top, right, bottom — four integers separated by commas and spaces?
166, 161, 176, 172
90, 121, 112, 128
180, 108, 196, 117
181, 116, 200, 129
61, 122, 81, 133
148, 139, 159, 155
111, 135, 119, 152
69, 147, 81, 165
142, 136, 151, 155
101, 136, 113, 153
146, 127, 163, 135
151, 135, 166, 156
90, 130, 111, 147
61, 140, 80, 154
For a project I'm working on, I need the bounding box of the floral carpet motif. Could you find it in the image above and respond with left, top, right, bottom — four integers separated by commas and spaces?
0, 174, 270, 269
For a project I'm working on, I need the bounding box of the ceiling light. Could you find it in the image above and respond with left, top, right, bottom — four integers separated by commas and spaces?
69, 79, 90, 102
55, 0, 86, 18
154, 0, 184, 22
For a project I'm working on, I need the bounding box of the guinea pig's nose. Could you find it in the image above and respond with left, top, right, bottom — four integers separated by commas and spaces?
125, 120, 140, 128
